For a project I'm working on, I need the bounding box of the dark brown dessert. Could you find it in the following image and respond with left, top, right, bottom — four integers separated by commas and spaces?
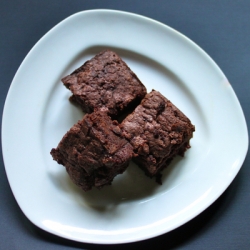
120, 90, 195, 182
50, 111, 134, 191
62, 50, 147, 117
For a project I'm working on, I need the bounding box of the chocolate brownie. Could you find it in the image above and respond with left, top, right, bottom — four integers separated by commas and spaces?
120, 90, 195, 182
62, 50, 147, 116
50, 111, 134, 191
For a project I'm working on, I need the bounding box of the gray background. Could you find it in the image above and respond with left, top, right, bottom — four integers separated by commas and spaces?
1, 1, 249, 249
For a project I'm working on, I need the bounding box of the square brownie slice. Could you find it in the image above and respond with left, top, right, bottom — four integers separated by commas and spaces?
50, 111, 133, 191
120, 90, 195, 181
62, 50, 147, 117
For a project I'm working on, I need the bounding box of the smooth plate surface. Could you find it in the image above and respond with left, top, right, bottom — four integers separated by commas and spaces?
2, 10, 248, 244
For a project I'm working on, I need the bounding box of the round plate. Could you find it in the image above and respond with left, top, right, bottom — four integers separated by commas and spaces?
2, 9, 248, 244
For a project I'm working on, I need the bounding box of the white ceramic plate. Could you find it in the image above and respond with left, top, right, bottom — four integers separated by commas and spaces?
2, 10, 248, 244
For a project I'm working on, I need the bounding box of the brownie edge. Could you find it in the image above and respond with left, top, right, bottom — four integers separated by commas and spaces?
50, 111, 134, 191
